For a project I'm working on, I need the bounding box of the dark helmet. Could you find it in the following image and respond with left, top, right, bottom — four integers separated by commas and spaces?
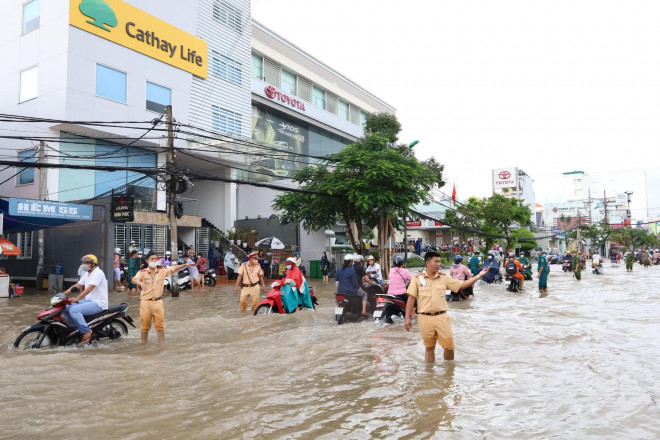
454, 254, 463, 262
393, 256, 404, 267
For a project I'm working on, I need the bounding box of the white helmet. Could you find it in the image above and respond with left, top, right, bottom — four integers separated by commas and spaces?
165, 251, 171, 256
285, 257, 297, 265
344, 254, 354, 261
114, 248, 121, 254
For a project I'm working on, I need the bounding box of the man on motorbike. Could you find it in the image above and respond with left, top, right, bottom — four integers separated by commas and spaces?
449, 254, 474, 300
505, 253, 525, 290
518, 251, 532, 280
336, 254, 368, 316
481, 252, 501, 283
388, 256, 412, 299
365, 255, 383, 285
280, 257, 314, 313
62, 254, 109, 344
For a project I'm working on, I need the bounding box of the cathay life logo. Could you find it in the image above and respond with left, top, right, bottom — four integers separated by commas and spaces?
79, 0, 117, 32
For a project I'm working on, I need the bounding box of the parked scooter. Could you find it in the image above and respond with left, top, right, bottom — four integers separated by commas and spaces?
253, 279, 317, 315
13, 291, 135, 349
335, 283, 381, 324
204, 268, 217, 287
164, 268, 191, 291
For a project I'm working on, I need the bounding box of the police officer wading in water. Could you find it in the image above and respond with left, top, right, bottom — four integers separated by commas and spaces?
405, 251, 489, 362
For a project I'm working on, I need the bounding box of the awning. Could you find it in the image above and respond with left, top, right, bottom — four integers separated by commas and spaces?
0, 199, 76, 233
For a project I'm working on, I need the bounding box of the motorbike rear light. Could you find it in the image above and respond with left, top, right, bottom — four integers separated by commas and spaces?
376, 297, 386, 303
335, 295, 345, 302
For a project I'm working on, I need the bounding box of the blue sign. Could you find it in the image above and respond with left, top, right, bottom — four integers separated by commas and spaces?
9, 198, 93, 221
551, 226, 560, 233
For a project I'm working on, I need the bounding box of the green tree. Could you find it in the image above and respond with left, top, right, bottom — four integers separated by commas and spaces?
610, 227, 659, 250
509, 227, 538, 252
273, 114, 445, 275
582, 222, 612, 253
481, 194, 533, 250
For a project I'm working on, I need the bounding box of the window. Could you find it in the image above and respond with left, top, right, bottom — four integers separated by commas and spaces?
212, 106, 241, 135
312, 86, 325, 109
360, 111, 367, 127
252, 53, 263, 80
17, 232, 33, 259
22, 0, 40, 34
95, 64, 127, 103
213, 1, 243, 33
19, 66, 38, 102
16, 149, 36, 185
281, 70, 297, 96
146, 82, 171, 112
338, 101, 349, 121
212, 51, 242, 85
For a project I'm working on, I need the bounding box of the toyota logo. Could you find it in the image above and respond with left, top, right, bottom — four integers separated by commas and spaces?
265, 85, 276, 98
498, 171, 511, 179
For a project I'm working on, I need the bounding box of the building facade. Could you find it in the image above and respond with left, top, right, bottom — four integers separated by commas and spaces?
0, 0, 394, 281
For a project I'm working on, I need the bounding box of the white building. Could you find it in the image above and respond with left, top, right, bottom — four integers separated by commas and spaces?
492, 167, 536, 224
0, 0, 393, 281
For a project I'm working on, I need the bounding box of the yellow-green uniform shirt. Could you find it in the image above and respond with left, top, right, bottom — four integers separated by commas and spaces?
406, 270, 464, 314
133, 266, 180, 300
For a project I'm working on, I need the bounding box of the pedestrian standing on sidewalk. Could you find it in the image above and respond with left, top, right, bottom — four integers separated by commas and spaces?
196, 252, 207, 288
321, 252, 331, 283
234, 251, 265, 312
132, 251, 194, 344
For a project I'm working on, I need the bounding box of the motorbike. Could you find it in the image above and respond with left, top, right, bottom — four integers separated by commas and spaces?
120, 263, 129, 282
13, 291, 135, 349
204, 268, 217, 287
562, 260, 572, 272
253, 279, 317, 315
505, 273, 521, 292
164, 267, 191, 291
374, 292, 410, 324
335, 282, 381, 325
591, 262, 603, 275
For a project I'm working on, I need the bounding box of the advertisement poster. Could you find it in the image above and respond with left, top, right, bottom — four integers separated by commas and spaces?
250, 105, 309, 180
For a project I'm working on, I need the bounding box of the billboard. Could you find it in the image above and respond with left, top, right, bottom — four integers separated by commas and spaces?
250, 105, 309, 180
493, 168, 518, 189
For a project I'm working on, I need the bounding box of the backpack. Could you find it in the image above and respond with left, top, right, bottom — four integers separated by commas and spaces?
505, 260, 518, 275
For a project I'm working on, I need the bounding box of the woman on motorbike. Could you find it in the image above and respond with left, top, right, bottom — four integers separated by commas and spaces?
335, 254, 368, 316
449, 254, 474, 300
388, 256, 412, 299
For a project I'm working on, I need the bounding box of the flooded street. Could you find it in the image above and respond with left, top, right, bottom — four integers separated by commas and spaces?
2, 263, 660, 439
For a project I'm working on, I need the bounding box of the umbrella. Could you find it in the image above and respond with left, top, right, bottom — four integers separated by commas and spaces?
255, 236, 289, 250
0, 238, 21, 256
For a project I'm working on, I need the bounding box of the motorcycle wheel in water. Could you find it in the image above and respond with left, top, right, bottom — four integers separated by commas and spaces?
13, 292, 135, 349
373, 293, 407, 324
505, 275, 520, 293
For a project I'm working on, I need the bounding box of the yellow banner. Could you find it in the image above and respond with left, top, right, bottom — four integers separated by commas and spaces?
69, 0, 207, 78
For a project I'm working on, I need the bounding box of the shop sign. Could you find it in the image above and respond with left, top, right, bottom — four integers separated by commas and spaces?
111, 195, 134, 223
493, 168, 518, 189
406, 220, 422, 227
264, 86, 306, 111
9, 198, 93, 221
69, 0, 208, 78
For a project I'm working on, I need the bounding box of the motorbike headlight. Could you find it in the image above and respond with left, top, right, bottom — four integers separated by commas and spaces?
50, 295, 62, 306
270, 282, 278, 288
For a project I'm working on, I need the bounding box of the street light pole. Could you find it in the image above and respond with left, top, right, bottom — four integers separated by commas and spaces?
166, 105, 179, 297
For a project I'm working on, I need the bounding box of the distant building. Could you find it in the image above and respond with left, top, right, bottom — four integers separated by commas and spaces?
492, 168, 536, 224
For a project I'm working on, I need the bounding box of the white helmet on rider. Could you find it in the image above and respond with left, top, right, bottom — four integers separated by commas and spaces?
343, 254, 354, 261
285, 257, 298, 265
114, 248, 121, 254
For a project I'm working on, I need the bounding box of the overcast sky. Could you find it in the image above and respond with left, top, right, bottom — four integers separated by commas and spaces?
252, 0, 660, 221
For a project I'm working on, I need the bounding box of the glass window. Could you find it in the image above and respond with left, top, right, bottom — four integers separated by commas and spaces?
95, 64, 127, 103
22, 0, 40, 34
19, 66, 38, 102
16, 149, 35, 185
252, 53, 263, 79
212, 51, 242, 85
281, 70, 296, 96
338, 101, 349, 121
360, 111, 367, 127
146, 82, 171, 112
213, 1, 243, 33
212, 106, 241, 136
17, 232, 33, 259
312, 86, 325, 109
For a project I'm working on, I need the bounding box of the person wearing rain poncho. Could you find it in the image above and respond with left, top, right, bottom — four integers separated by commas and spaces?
280, 257, 314, 312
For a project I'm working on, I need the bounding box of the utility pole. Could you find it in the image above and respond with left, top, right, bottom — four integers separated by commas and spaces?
603, 191, 608, 225
37, 141, 45, 286
166, 105, 179, 297
576, 209, 581, 253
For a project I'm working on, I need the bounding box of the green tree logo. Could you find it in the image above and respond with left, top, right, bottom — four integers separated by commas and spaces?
79, 0, 117, 32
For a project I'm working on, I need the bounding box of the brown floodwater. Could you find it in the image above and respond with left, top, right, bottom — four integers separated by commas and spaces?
1, 262, 659, 439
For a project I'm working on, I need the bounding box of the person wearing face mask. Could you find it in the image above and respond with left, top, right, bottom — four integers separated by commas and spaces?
280, 257, 314, 313
132, 251, 194, 344
234, 251, 265, 311
62, 254, 108, 344
480, 252, 501, 284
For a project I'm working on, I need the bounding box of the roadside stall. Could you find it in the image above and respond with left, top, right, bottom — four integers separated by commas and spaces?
0, 238, 22, 298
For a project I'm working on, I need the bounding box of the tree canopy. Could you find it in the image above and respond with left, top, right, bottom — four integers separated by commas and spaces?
272, 113, 445, 259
